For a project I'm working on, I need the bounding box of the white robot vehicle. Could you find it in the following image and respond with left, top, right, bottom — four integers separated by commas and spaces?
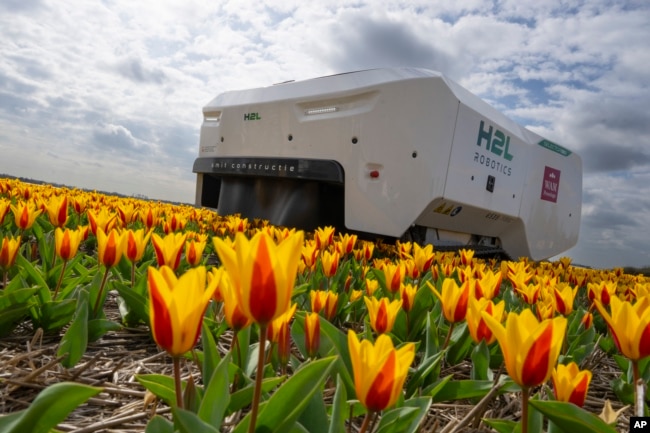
193, 68, 581, 260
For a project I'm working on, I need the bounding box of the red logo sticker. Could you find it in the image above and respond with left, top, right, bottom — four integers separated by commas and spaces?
541, 166, 561, 203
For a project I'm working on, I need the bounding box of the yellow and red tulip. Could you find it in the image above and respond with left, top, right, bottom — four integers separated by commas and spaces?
482, 308, 567, 388
381, 262, 404, 294
152, 232, 187, 271
413, 243, 435, 276
147, 266, 219, 357
553, 282, 578, 316
551, 362, 592, 407
587, 281, 617, 307
399, 283, 417, 313
220, 273, 252, 331
0, 198, 11, 225
185, 237, 207, 267
323, 291, 339, 320
595, 296, 650, 361
123, 228, 152, 263
54, 227, 83, 261
117, 202, 138, 226
87, 208, 117, 236
428, 278, 470, 324
213, 230, 304, 326
45, 195, 68, 227
347, 330, 415, 412
336, 233, 357, 255
304, 311, 321, 358
364, 296, 402, 335
267, 303, 297, 365
320, 250, 340, 278
310, 290, 328, 314
474, 270, 502, 300
515, 282, 541, 305
11, 201, 42, 230
314, 225, 335, 250
140, 206, 160, 230
466, 297, 505, 345
96, 228, 126, 268
0, 235, 21, 272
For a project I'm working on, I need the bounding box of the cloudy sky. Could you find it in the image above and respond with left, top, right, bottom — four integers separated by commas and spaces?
1, 0, 649, 269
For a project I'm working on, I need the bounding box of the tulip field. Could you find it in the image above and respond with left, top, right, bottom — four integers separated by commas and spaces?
1, 176, 649, 433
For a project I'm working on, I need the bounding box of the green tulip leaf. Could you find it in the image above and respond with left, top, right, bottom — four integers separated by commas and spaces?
145, 415, 174, 433
375, 396, 432, 433
328, 374, 348, 433
429, 378, 518, 403
228, 376, 285, 414
483, 419, 518, 433
57, 289, 89, 368
200, 321, 222, 385
528, 400, 618, 433
233, 356, 336, 433
297, 388, 329, 433
375, 406, 419, 433
0, 382, 101, 433
136, 373, 178, 407
173, 407, 221, 433
198, 353, 231, 427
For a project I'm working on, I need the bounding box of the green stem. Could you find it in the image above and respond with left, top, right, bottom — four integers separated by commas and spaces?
131, 261, 136, 288
442, 322, 455, 352
92, 266, 110, 317
2, 270, 7, 289
633, 360, 645, 416
249, 324, 268, 433
358, 411, 375, 433
173, 356, 183, 409
521, 386, 530, 433
53, 260, 68, 299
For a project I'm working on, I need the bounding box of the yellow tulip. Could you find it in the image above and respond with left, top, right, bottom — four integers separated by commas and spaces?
399, 283, 418, 313
553, 282, 578, 316
320, 250, 340, 278
185, 238, 207, 267
412, 243, 435, 276
348, 330, 415, 412
336, 233, 358, 255
87, 208, 117, 236
0, 198, 12, 225
551, 362, 592, 407
314, 225, 335, 250
466, 297, 505, 345
595, 296, 650, 361
428, 278, 470, 324
482, 308, 567, 388
0, 235, 21, 272
304, 312, 321, 358
381, 262, 404, 294
148, 266, 219, 357
54, 227, 83, 261
152, 232, 187, 270
474, 270, 502, 300
213, 230, 304, 326
587, 281, 617, 306
220, 273, 252, 331
96, 227, 126, 268
11, 201, 42, 230
364, 296, 402, 335
323, 291, 339, 320
123, 228, 152, 263
45, 195, 69, 227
